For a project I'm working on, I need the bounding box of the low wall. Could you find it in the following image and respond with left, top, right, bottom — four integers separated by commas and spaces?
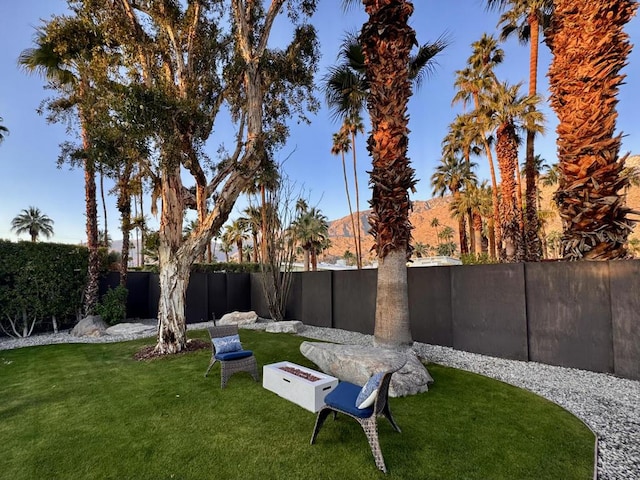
104, 261, 640, 381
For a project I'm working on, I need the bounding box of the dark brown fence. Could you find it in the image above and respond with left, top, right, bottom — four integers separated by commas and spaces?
103, 260, 640, 380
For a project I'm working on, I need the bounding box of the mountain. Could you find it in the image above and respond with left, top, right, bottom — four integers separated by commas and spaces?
324, 155, 640, 262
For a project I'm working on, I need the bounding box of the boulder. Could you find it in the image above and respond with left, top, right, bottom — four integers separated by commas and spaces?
106, 321, 156, 337
71, 315, 108, 337
300, 341, 434, 397
265, 321, 304, 334
218, 311, 259, 326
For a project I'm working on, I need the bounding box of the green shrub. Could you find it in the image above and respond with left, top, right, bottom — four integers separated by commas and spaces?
96, 285, 128, 325
461, 252, 497, 265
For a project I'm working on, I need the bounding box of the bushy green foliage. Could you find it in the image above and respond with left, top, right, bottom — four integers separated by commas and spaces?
192, 262, 261, 273
95, 285, 128, 325
461, 253, 498, 265
0, 240, 88, 336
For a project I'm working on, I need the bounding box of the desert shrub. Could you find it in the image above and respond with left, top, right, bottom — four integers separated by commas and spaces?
95, 285, 128, 325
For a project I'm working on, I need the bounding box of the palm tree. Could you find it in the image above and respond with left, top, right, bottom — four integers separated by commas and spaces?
355, 0, 418, 348
452, 36, 504, 256
487, 0, 554, 261
19, 17, 103, 315
430, 217, 441, 248
11, 207, 54, 242
224, 220, 248, 264
546, 0, 637, 260
431, 154, 477, 255
413, 242, 429, 258
0, 117, 8, 145
344, 113, 365, 269
292, 206, 329, 272
481, 81, 544, 262
240, 206, 263, 263
331, 127, 360, 267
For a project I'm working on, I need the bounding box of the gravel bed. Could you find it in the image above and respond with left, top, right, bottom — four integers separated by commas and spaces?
2, 322, 638, 479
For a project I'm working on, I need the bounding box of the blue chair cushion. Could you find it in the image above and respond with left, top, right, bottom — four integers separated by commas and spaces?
215, 349, 254, 361
212, 334, 242, 354
356, 372, 384, 409
324, 381, 374, 418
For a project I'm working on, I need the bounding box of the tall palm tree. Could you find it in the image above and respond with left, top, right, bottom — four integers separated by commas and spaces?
19, 17, 103, 315
431, 155, 477, 255
339, 0, 420, 348
331, 127, 360, 267
481, 81, 544, 262
487, 0, 554, 261
453, 36, 504, 257
430, 217, 441, 248
343, 113, 365, 269
0, 117, 8, 145
546, 0, 637, 260
11, 207, 54, 242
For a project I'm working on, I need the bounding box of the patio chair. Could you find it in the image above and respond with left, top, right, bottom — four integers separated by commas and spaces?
310, 362, 406, 473
204, 325, 259, 388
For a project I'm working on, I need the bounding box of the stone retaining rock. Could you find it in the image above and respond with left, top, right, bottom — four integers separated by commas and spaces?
265, 321, 304, 334
70, 315, 108, 337
300, 341, 433, 397
218, 311, 259, 325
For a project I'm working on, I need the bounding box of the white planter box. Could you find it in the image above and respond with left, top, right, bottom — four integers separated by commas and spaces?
263, 362, 338, 413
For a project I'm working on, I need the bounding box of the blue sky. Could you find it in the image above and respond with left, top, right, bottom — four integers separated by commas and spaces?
0, 1, 638, 245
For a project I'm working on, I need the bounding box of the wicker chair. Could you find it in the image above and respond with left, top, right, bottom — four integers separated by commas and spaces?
204, 325, 259, 388
310, 363, 405, 473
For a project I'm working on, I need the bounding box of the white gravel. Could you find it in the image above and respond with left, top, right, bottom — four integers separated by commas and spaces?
2, 321, 638, 480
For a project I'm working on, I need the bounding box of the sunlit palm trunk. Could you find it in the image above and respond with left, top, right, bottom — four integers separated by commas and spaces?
547, 0, 637, 260
362, 0, 416, 348
496, 123, 524, 262
339, 149, 359, 266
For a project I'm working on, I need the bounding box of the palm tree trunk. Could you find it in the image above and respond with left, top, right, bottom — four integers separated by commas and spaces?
524, 12, 542, 261
100, 165, 108, 248
341, 150, 359, 268
362, 0, 416, 348
351, 130, 363, 269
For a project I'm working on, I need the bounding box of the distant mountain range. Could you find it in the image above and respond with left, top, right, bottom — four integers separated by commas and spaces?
324, 155, 640, 262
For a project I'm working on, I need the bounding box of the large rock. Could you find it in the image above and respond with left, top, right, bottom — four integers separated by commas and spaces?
218, 311, 259, 326
265, 321, 304, 334
105, 321, 156, 337
71, 315, 108, 337
300, 341, 434, 397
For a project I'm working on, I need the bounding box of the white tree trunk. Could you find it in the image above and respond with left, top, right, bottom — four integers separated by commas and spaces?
156, 255, 190, 354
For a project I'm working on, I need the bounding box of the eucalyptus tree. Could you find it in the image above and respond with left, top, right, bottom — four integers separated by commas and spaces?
546, 0, 637, 260
11, 207, 54, 242
19, 11, 110, 315
480, 81, 544, 262
487, 0, 553, 261
95, 0, 319, 353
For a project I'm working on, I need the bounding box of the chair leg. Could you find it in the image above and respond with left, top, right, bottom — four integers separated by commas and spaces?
382, 403, 401, 433
360, 417, 387, 473
310, 408, 333, 445
204, 358, 217, 378
221, 363, 229, 389
250, 357, 260, 382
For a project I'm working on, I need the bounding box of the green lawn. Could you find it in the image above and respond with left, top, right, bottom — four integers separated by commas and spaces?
0, 329, 594, 479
